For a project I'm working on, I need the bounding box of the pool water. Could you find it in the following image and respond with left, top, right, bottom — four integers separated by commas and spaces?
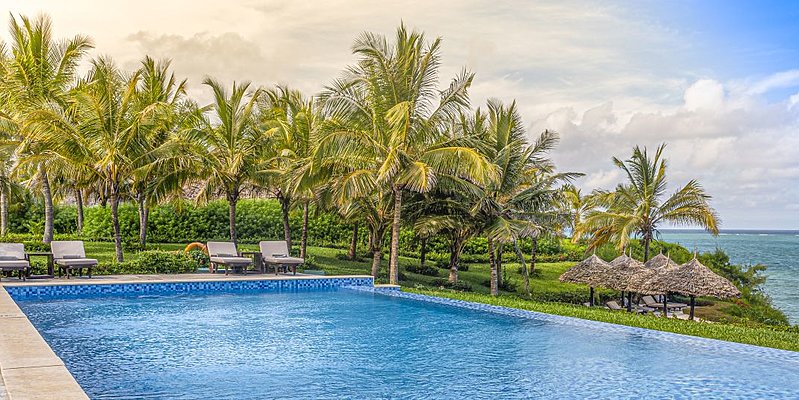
15, 288, 799, 399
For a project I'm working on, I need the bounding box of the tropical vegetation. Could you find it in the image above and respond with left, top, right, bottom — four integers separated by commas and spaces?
2, 14, 792, 340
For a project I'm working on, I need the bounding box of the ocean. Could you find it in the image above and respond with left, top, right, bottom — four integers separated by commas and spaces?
660, 229, 799, 325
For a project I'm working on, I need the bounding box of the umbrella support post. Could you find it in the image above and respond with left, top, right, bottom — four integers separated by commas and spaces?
589, 287, 594, 307
626, 291, 633, 312
663, 293, 668, 317
689, 295, 696, 320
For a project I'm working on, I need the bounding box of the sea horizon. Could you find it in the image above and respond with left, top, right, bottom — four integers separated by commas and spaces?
661, 228, 799, 235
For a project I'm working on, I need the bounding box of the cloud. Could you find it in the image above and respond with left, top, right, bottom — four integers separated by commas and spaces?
540, 73, 799, 229
3, 1, 799, 227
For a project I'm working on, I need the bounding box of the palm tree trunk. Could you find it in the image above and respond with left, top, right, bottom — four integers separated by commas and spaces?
643, 235, 651, 261
496, 245, 503, 288
370, 227, 384, 278
347, 223, 359, 260
75, 187, 84, 234
0, 187, 8, 236
419, 237, 427, 268
448, 234, 463, 283
137, 192, 148, 248
388, 186, 402, 285
514, 240, 530, 297
488, 238, 498, 296
40, 165, 54, 244
279, 194, 292, 253
227, 191, 238, 244
530, 236, 538, 277
110, 183, 123, 262
300, 201, 309, 258
371, 249, 382, 278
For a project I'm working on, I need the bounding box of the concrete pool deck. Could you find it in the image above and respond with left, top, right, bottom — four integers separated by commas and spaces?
0, 273, 373, 399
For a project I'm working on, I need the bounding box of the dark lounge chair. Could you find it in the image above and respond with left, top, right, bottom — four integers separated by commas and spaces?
0, 243, 30, 281
642, 295, 687, 310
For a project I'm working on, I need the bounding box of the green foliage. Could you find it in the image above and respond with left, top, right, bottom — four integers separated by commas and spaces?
430, 278, 473, 292
405, 263, 440, 277
102, 250, 198, 275
187, 249, 210, 270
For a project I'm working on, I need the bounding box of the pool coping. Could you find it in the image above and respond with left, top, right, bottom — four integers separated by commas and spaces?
0, 286, 88, 400
0, 274, 373, 399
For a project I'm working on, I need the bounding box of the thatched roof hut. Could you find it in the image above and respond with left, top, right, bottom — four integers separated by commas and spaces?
635, 257, 741, 319
559, 254, 611, 286
637, 258, 740, 299
644, 253, 679, 270
600, 255, 647, 292
559, 254, 613, 307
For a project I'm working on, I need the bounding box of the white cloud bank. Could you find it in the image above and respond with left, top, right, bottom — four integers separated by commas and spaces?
3, 0, 799, 228
539, 75, 799, 229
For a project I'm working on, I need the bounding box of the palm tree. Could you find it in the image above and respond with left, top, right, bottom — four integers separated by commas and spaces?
559, 184, 597, 242
191, 78, 268, 243
579, 144, 719, 261
473, 100, 579, 296
259, 86, 320, 257
1, 14, 92, 243
321, 24, 495, 284
25, 57, 141, 261
130, 56, 188, 247
0, 133, 20, 236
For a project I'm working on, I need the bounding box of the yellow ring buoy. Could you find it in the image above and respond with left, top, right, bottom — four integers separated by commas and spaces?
184, 242, 208, 255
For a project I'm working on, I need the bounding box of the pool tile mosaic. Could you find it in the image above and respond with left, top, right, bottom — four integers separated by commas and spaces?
6, 277, 373, 300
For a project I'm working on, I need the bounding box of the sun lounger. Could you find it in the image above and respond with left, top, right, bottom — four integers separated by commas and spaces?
259, 241, 303, 275
642, 295, 687, 310
606, 300, 624, 311
608, 300, 652, 314
207, 242, 252, 275
51, 241, 98, 279
0, 243, 30, 281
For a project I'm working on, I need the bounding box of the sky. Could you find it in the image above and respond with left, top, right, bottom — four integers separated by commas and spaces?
3, 0, 799, 229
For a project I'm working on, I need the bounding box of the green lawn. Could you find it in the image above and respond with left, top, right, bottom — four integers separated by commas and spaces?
66, 242, 799, 352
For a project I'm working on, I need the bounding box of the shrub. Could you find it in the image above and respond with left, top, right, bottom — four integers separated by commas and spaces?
430, 278, 472, 292
405, 263, 440, 277
103, 250, 198, 275
187, 249, 210, 270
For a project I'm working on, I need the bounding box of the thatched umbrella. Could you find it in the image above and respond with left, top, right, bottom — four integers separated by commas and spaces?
604, 254, 650, 312
559, 254, 611, 306
644, 253, 679, 270
637, 257, 741, 320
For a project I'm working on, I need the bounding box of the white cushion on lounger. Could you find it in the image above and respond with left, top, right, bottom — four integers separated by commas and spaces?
51, 241, 88, 259
0, 243, 26, 260
0, 260, 30, 269
206, 242, 239, 257
262, 256, 304, 265
55, 258, 98, 267
259, 241, 304, 264
209, 256, 252, 265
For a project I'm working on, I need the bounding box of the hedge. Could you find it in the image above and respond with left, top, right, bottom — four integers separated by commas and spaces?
6, 198, 587, 260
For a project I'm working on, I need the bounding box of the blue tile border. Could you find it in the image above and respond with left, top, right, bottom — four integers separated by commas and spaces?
345, 286, 799, 365
7, 277, 373, 300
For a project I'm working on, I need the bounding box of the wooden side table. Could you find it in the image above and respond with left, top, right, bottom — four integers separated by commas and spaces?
26, 251, 55, 279
240, 251, 263, 273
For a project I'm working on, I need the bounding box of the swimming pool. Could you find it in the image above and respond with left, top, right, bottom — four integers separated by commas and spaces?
10, 282, 799, 399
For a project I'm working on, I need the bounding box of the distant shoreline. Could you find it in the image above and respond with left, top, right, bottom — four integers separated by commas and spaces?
661, 229, 799, 235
